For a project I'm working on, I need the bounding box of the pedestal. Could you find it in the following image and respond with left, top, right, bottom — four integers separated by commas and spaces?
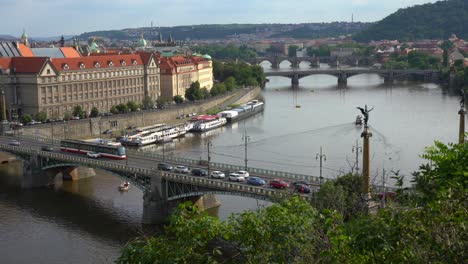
361, 126, 373, 209
459, 109, 465, 144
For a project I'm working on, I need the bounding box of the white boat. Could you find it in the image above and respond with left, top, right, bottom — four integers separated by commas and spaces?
190, 115, 227, 132
218, 100, 264, 123
156, 125, 186, 143
127, 131, 160, 146
118, 182, 130, 191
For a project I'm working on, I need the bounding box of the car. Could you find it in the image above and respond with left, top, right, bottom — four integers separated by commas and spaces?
8, 140, 20, 146
269, 179, 289, 189
41, 145, 54, 152
236, 170, 250, 178
210, 170, 225, 179
174, 165, 190, 173
294, 184, 311, 194
292, 180, 311, 186
70, 116, 80, 120
102, 129, 113, 135
192, 168, 208, 176
185, 113, 191, 117
87, 152, 101, 159
246, 177, 266, 186
127, 125, 137, 130
157, 163, 173, 171
176, 114, 185, 119
229, 172, 245, 182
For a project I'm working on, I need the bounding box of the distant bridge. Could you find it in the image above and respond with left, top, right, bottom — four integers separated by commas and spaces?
265, 68, 440, 85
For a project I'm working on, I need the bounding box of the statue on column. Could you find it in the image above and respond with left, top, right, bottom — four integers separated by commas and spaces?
356, 105, 374, 127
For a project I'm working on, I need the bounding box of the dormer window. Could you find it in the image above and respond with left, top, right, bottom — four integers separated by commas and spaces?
94, 62, 100, 68
79, 63, 85, 69
121, 60, 126, 66
132, 60, 138, 65
108, 61, 114, 67
63, 63, 69, 70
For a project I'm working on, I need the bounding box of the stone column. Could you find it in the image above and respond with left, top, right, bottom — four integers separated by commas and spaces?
361, 126, 372, 205
142, 173, 169, 224
291, 74, 299, 85
459, 108, 466, 144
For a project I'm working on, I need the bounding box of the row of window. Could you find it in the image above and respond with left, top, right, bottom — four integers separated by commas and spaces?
40, 68, 146, 83
40, 86, 144, 105
43, 96, 143, 115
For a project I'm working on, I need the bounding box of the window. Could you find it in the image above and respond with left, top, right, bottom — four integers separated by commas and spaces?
80, 63, 85, 69
63, 64, 69, 70
95, 62, 100, 68
108, 61, 114, 67
46, 69, 51, 74
121, 60, 126, 66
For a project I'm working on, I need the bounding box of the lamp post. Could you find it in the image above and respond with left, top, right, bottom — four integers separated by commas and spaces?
242, 131, 250, 171
316, 146, 326, 186
207, 140, 212, 176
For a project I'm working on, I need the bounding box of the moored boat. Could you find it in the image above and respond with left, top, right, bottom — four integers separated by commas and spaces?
118, 182, 130, 191
190, 115, 227, 132
218, 100, 264, 123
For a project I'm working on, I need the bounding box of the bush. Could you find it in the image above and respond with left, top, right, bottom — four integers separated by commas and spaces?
173, 95, 184, 104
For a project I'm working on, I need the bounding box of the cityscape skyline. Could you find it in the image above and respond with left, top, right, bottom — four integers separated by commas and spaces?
1, 0, 438, 37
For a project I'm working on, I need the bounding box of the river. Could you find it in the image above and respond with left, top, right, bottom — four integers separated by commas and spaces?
0, 62, 464, 263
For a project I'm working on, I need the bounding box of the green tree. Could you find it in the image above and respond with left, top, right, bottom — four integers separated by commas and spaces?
116, 103, 129, 113
35, 111, 47, 122
200, 87, 210, 99
224, 77, 237, 91
156, 97, 168, 109
90, 107, 99, 118
185, 81, 202, 101
63, 111, 72, 121
142, 95, 154, 110
110, 105, 119, 114
173, 95, 184, 104
21, 114, 32, 124
72, 105, 85, 119
126, 101, 139, 112
245, 77, 258, 87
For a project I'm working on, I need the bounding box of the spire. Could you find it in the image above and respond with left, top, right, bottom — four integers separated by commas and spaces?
60, 35, 65, 47
159, 28, 163, 43
21, 28, 29, 46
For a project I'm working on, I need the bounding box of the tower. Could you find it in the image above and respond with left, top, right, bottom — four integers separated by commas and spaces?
21, 29, 29, 46
60, 35, 65, 47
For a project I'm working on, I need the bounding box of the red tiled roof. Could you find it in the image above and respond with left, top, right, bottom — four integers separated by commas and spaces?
17, 43, 34, 57
50, 54, 143, 71
11, 57, 48, 74
60, 47, 81, 58
137, 51, 153, 65
0, 57, 12, 70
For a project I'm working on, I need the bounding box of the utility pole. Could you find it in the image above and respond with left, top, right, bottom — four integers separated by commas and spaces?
316, 146, 326, 186
207, 140, 213, 176
242, 131, 250, 171
352, 139, 362, 174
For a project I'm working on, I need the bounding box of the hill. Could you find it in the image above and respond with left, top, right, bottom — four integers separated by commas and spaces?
76, 23, 371, 41
354, 0, 468, 42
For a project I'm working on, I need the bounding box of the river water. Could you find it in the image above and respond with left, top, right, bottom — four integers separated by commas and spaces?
0, 62, 464, 263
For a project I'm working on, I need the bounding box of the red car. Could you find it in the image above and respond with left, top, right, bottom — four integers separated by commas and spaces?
269, 179, 289, 189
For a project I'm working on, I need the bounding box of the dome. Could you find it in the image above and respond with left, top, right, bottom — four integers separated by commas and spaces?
202, 54, 212, 60
21, 30, 28, 40
89, 40, 99, 52
192, 53, 202, 57
137, 35, 147, 47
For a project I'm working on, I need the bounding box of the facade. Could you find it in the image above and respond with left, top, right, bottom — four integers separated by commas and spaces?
159, 55, 213, 100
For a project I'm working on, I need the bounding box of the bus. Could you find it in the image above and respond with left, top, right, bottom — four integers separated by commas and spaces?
60, 139, 127, 160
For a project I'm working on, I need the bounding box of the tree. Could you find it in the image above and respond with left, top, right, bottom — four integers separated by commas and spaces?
63, 111, 72, 121
173, 95, 184, 104
200, 88, 210, 99
126, 101, 139, 112
156, 97, 168, 109
185, 81, 202, 101
142, 95, 154, 110
224, 77, 237, 91
110, 105, 119, 114
35, 111, 47, 122
21, 114, 32, 124
116, 103, 129, 113
72, 105, 85, 119
288, 45, 298, 57
210, 83, 227, 96
245, 77, 258, 87
90, 107, 99, 118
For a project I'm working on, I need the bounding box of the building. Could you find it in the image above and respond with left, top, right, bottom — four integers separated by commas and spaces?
159, 55, 213, 100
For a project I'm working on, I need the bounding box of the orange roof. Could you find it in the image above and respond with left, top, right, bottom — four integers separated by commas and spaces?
60, 47, 81, 58
11, 57, 48, 74
50, 54, 143, 72
17, 43, 34, 57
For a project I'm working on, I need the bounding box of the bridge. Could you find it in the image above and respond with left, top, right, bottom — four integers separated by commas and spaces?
0, 135, 323, 224
225, 55, 375, 69
265, 68, 440, 85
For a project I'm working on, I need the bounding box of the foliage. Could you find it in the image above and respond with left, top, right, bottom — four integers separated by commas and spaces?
224, 77, 237, 91
185, 81, 202, 101
354, 0, 468, 42
209, 83, 227, 96
110, 105, 119, 114
271, 22, 369, 39
142, 95, 154, 110
383, 51, 441, 70
35, 111, 47, 122
307, 45, 331, 57
213, 60, 265, 88
192, 44, 257, 60
200, 88, 210, 99
72, 105, 85, 119
126, 101, 139, 112
63, 111, 72, 121
173, 95, 184, 104
89, 107, 99, 118
21, 114, 32, 124
116, 103, 129, 113
156, 97, 168, 109
288, 45, 298, 57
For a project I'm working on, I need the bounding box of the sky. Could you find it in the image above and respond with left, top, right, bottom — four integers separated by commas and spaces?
0, 0, 439, 37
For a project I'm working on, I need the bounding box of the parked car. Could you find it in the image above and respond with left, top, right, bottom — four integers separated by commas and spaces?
192, 168, 208, 176
292, 180, 311, 186
269, 179, 289, 189
236, 170, 250, 178
8, 139, 20, 146
210, 170, 225, 179
126, 125, 137, 130
246, 177, 266, 186
157, 163, 173, 171
176, 114, 185, 119
87, 152, 101, 159
70, 116, 80, 120
294, 184, 311, 194
174, 165, 190, 173
229, 172, 245, 182
41, 145, 54, 152
102, 129, 113, 135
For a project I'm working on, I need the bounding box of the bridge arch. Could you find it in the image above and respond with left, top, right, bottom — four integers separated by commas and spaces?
167, 190, 284, 203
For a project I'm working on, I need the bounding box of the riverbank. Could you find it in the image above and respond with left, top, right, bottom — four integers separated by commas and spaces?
20, 87, 262, 139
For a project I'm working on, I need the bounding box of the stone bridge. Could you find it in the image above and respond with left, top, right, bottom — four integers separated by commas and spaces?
0, 143, 313, 224
265, 68, 440, 85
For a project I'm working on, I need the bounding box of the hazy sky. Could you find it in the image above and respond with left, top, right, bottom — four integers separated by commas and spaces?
1, 0, 438, 37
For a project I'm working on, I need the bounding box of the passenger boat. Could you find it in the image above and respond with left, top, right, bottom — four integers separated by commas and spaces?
355, 115, 363, 126
156, 126, 185, 143
118, 182, 130, 191
190, 115, 227, 132
217, 100, 264, 123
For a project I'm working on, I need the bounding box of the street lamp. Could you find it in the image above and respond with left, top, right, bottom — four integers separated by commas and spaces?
316, 146, 326, 186
207, 140, 213, 176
